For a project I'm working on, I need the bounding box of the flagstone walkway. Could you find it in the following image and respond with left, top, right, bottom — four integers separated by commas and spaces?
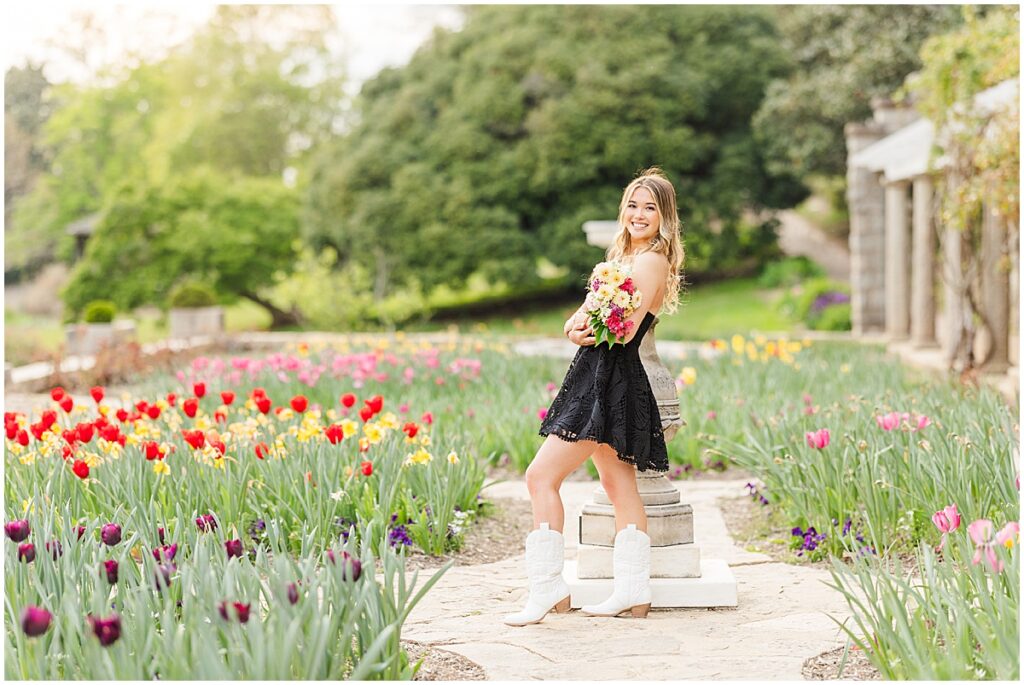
401, 478, 865, 680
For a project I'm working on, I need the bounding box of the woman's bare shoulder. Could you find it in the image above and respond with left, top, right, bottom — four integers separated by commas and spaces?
633, 251, 670, 275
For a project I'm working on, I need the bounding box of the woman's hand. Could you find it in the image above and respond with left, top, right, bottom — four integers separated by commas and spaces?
568, 320, 596, 346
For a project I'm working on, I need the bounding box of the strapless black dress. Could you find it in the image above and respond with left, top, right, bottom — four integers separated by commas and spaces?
538, 311, 668, 472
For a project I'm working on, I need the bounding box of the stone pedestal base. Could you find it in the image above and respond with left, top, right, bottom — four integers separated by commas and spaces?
565, 559, 737, 608
576, 541, 700, 579
579, 502, 693, 547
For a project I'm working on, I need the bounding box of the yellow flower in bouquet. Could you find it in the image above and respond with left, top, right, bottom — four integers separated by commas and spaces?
585, 260, 642, 347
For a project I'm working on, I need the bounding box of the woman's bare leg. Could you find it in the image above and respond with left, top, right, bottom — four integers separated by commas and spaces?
591, 443, 648, 533
525, 435, 597, 532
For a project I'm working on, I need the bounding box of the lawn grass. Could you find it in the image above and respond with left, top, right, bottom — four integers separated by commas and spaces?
401, 276, 798, 340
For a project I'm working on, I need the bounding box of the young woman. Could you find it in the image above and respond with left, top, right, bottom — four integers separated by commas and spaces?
503, 167, 684, 626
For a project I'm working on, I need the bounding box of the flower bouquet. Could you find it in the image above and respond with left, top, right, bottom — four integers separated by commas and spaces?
583, 261, 643, 347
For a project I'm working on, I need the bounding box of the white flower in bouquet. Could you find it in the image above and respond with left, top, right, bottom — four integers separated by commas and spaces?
583, 260, 643, 347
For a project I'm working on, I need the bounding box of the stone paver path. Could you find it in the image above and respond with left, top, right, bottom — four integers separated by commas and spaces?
402, 478, 862, 680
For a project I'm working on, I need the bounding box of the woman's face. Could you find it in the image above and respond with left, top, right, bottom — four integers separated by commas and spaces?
624, 186, 661, 248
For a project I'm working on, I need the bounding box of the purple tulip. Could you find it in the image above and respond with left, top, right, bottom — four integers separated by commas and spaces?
157, 527, 166, 544
224, 539, 243, 559
101, 560, 119, 584
45, 540, 63, 559
21, 606, 52, 637
195, 514, 217, 532
100, 523, 122, 546
327, 549, 362, 581
17, 542, 35, 563
75, 526, 87, 540
87, 614, 121, 646
152, 544, 177, 562
154, 562, 176, 591
287, 582, 299, 605
5, 519, 30, 542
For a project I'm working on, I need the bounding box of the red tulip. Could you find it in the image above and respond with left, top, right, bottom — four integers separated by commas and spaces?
146, 405, 161, 420
182, 430, 205, 450
251, 387, 267, 399
193, 382, 206, 398
115, 408, 129, 423
361, 460, 373, 476
290, 395, 308, 413
255, 397, 272, 414
72, 459, 89, 479
220, 391, 235, 405
76, 423, 95, 443
16, 429, 29, 446
402, 422, 419, 438
144, 441, 161, 460
254, 442, 269, 460
340, 393, 357, 408
166, 392, 177, 406
218, 600, 251, 623
324, 424, 344, 445
59, 395, 74, 413
183, 398, 199, 418
90, 386, 105, 403
366, 395, 384, 414
358, 407, 373, 423
421, 411, 433, 425
100, 424, 120, 442
40, 410, 57, 430
50, 387, 66, 402
209, 438, 226, 456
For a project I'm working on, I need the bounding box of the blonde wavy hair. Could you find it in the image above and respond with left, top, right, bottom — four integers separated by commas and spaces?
605, 167, 685, 315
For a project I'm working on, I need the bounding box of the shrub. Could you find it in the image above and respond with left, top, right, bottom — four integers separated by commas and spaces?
82, 300, 116, 323
757, 256, 825, 288
168, 281, 218, 309
814, 302, 851, 331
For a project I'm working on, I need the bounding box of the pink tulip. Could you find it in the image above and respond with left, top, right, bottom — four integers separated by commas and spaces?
968, 519, 1003, 572
802, 393, 813, 405
805, 428, 830, 449
546, 382, 558, 393
538, 408, 548, 421
915, 414, 931, 430
931, 504, 960, 550
875, 412, 901, 431
706, 410, 717, 420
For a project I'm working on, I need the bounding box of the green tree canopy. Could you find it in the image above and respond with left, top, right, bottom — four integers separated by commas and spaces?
8, 5, 344, 276
305, 5, 803, 297
751, 5, 964, 182
61, 168, 301, 325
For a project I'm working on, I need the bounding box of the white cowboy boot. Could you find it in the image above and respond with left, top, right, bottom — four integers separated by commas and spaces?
502, 523, 571, 626
580, 523, 652, 618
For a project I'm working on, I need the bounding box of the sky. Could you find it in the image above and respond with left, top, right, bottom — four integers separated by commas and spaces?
1, 3, 465, 93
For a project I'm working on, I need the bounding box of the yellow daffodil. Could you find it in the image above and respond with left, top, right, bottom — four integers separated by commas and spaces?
153, 461, 170, 475
378, 412, 398, 430
679, 367, 697, 386
363, 423, 384, 444
419, 434, 432, 447
840, 363, 851, 374
447, 450, 459, 464
358, 437, 370, 452
340, 419, 358, 439
731, 334, 745, 354
277, 408, 295, 422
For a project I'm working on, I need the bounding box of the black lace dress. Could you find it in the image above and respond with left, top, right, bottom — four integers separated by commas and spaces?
538, 311, 668, 472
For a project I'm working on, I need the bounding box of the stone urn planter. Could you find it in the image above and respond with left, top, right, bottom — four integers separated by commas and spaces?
64, 320, 137, 356
169, 305, 225, 340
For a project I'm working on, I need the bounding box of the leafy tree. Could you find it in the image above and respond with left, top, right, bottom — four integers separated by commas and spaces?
61, 169, 302, 326
306, 5, 802, 299
9, 5, 344, 279
752, 5, 964, 182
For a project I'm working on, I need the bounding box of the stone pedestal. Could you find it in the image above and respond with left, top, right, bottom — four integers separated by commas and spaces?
64, 320, 136, 356
567, 559, 737, 609
170, 306, 225, 340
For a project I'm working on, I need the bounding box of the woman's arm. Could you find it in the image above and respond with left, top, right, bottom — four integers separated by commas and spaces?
563, 303, 588, 336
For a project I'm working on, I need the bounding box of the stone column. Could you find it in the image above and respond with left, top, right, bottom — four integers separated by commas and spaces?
979, 203, 1010, 371
845, 123, 888, 334
941, 226, 965, 363
910, 175, 938, 347
1009, 227, 1019, 368
884, 180, 911, 340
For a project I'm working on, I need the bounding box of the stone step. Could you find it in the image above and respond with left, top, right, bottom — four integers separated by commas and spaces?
576, 541, 701, 579
565, 558, 737, 609
579, 502, 692, 546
